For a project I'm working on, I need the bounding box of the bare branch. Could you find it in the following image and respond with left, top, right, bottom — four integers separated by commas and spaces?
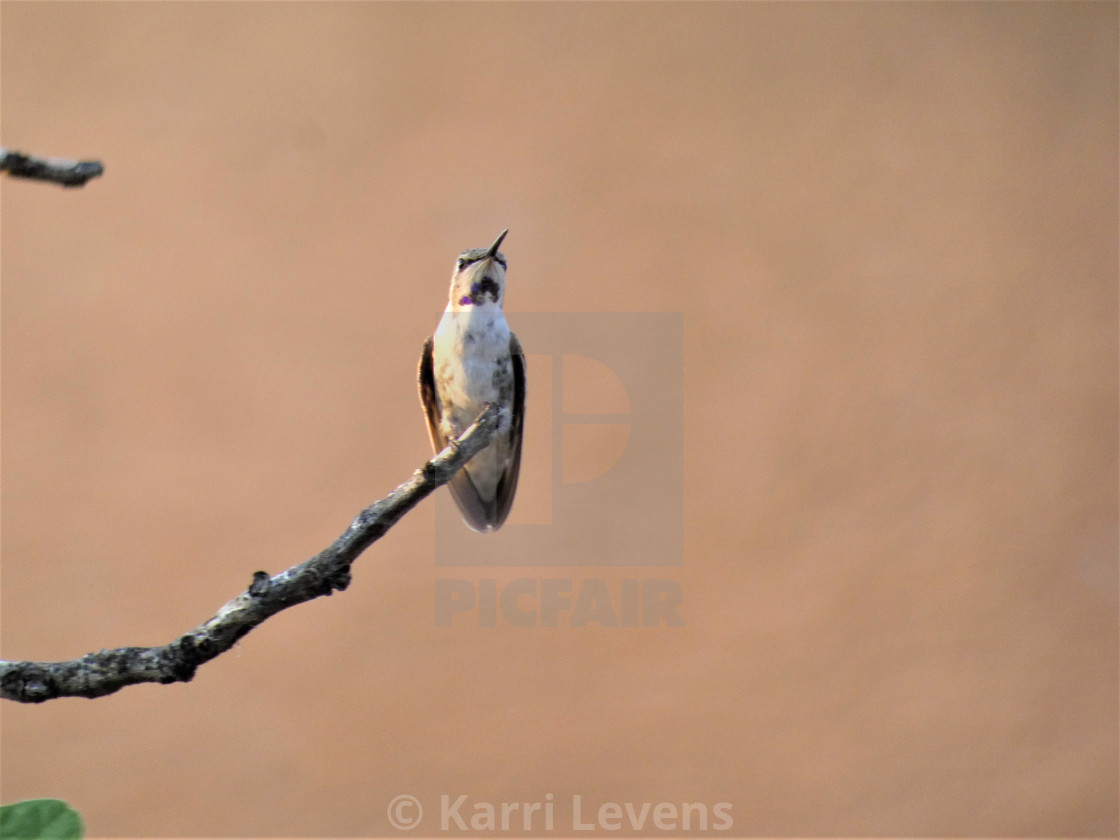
0, 405, 502, 703
0, 148, 104, 188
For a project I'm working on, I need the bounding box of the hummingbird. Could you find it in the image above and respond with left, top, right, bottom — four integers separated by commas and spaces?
418, 229, 525, 532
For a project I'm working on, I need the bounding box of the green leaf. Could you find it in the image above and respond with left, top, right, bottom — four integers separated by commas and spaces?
0, 799, 83, 840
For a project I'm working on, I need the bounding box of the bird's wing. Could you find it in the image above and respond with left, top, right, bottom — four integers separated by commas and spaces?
488, 331, 526, 530
418, 336, 446, 451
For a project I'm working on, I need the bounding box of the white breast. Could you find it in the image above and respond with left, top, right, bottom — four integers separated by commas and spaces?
432, 304, 511, 432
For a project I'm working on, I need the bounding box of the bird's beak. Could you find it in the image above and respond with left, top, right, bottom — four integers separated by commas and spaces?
485, 229, 509, 259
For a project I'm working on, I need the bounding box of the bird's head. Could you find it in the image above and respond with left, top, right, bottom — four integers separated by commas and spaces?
448, 229, 508, 309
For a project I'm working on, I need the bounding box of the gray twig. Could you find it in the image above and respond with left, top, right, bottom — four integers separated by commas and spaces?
0, 148, 104, 187
0, 405, 502, 703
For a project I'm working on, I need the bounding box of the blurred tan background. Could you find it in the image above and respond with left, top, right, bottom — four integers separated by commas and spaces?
1, 2, 1116, 837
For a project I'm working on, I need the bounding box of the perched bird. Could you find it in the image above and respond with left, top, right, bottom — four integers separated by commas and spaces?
419, 229, 525, 532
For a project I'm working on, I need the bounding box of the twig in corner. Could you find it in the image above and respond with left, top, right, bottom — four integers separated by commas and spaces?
1, 147, 104, 188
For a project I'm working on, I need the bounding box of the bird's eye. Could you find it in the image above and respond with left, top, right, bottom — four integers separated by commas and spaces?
457, 258, 469, 271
